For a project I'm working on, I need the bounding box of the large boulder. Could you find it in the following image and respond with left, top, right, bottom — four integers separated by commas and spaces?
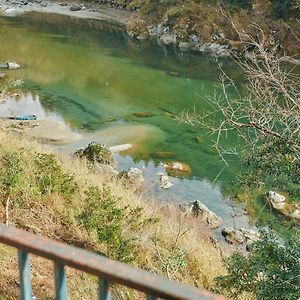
180, 200, 222, 229
266, 191, 300, 221
222, 228, 260, 245
75, 142, 116, 168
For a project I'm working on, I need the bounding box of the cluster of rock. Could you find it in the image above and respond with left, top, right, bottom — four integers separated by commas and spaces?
179, 200, 222, 229
221, 227, 260, 246
266, 191, 300, 221
129, 24, 232, 58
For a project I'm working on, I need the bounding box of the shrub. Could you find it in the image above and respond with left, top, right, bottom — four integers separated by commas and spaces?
34, 153, 77, 198
214, 229, 300, 300
79, 186, 156, 263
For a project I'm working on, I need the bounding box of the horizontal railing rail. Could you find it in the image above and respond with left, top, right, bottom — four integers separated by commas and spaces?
0, 225, 227, 300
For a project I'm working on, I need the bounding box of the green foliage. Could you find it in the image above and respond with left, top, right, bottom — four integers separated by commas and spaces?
0, 149, 77, 208
79, 186, 156, 263
34, 153, 77, 198
271, 0, 293, 19
214, 229, 300, 300
240, 139, 300, 200
0, 152, 22, 196
75, 142, 116, 166
226, 0, 251, 9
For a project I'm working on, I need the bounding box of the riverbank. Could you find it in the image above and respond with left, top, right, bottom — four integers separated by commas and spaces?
0, 0, 132, 24
0, 128, 228, 299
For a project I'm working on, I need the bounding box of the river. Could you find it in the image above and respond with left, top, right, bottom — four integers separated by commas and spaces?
0, 12, 250, 234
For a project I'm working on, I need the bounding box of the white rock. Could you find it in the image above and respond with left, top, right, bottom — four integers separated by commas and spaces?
7, 62, 20, 69
179, 200, 222, 229
109, 144, 132, 152
267, 191, 286, 203
159, 175, 173, 189
3, 8, 24, 16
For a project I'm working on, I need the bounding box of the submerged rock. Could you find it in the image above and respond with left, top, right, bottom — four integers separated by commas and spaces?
192, 136, 205, 144
222, 227, 260, 245
180, 200, 222, 229
75, 142, 116, 168
132, 112, 154, 118
165, 162, 192, 177
150, 151, 176, 159
266, 191, 300, 221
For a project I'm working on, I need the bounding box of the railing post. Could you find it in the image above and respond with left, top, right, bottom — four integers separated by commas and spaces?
18, 250, 32, 300
99, 278, 112, 300
54, 263, 68, 300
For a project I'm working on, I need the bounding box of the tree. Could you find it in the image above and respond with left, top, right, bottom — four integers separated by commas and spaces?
214, 229, 300, 300
181, 24, 300, 198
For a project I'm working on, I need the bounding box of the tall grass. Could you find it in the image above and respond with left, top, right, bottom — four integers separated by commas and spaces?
0, 130, 225, 299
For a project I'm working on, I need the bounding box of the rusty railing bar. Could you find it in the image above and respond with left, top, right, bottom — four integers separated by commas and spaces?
18, 250, 32, 300
54, 263, 68, 300
99, 278, 112, 300
0, 225, 226, 300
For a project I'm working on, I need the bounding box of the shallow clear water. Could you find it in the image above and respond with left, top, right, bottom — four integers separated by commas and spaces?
0, 12, 250, 232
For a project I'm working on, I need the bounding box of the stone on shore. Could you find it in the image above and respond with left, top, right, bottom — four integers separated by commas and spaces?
222, 227, 260, 245
70, 4, 81, 11
1, 8, 25, 16
266, 191, 300, 221
179, 200, 222, 229
157, 173, 173, 189
119, 167, 144, 189
0, 61, 20, 69
75, 142, 117, 168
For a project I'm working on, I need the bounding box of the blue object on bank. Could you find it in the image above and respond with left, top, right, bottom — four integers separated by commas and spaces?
11, 115, 37, 121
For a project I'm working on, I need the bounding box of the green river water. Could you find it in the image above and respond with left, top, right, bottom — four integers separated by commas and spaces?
0, 12, 250, 231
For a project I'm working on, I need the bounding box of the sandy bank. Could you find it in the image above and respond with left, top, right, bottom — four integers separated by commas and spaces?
0, 118, 82, 144
0, 0, 132, 25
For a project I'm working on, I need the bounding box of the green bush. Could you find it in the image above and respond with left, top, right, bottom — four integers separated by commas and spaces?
240, 139, 300, 200
34, 153, 77, 198
271, 0, 293, 19
214, 229, 300, 300
79, 186, 156, 263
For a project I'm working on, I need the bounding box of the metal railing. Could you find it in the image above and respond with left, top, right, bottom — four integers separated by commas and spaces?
0, 225, 226, 300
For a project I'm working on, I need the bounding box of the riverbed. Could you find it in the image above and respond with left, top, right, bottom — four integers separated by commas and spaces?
0, 12, 250, 236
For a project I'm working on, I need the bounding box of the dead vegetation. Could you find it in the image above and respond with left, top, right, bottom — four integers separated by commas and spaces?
0, 130, 226, 299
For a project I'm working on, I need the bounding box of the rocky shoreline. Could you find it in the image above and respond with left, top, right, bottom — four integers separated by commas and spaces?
1, 0, 300, 62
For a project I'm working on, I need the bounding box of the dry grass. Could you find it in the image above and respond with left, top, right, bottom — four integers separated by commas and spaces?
0, 129, 226, 299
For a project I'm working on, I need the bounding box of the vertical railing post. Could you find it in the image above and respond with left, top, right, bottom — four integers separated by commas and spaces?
99, 278, 112, 300
54, 263, 68, 300
18, 250, 32, 300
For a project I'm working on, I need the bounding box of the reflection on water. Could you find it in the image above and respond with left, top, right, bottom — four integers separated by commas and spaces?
0, 12, 249, 230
